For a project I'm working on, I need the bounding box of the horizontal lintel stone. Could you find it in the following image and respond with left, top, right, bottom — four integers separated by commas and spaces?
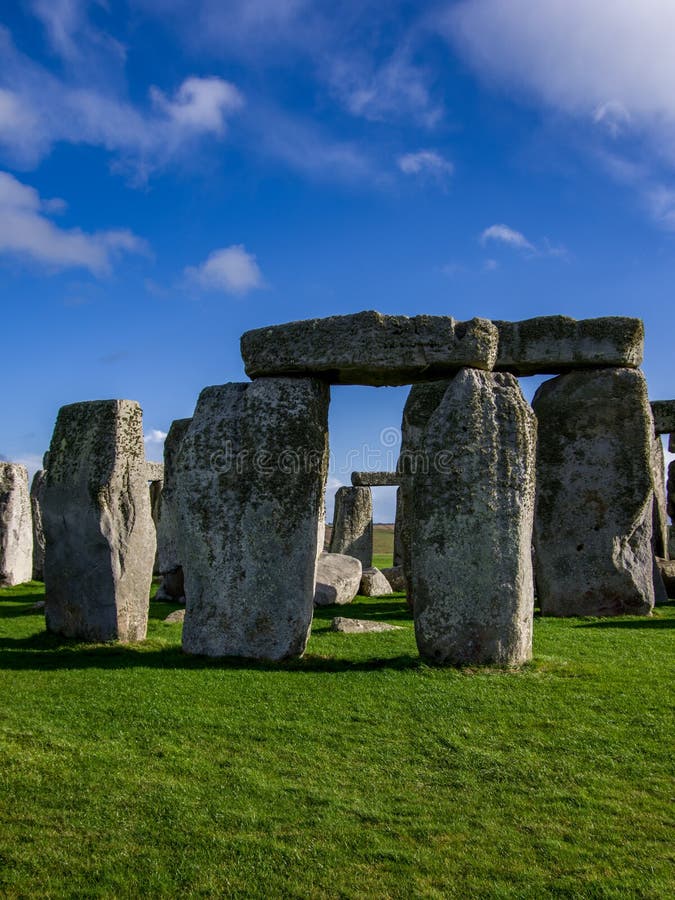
351, 471, 400, 487
146, 461, 164, 482
651, 400, 675, 435
494, 316, 644, 375
240, 311, 498, 386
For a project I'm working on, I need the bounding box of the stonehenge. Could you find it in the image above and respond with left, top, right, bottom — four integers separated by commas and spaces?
11, 309, 670, 667
0, 463, 33, 586
30, 466, 47, 581
41, 400, 156, 642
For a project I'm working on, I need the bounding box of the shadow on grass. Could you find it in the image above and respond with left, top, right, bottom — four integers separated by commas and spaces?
576, 617, 675, 630
313, 596, 410, 623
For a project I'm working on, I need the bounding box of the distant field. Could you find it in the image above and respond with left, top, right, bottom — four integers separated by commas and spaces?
324, 523, 394, 568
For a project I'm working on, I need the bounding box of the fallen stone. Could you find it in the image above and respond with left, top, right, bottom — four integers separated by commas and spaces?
157, 418, 191, 580
403, 369, 537, 666
380, 565, 407, 593
176, 378, 329, 660
155, 568, 185, 603
651, 400, 675, 435
314, 552, 362, 606
651, 433, 669, 559
163, 608, 185, 624
241, 311, 498, 386
146, 461, 164, 482
42, 400, 155, 642
359, 567, 393, 596
351, 471, 400, 486
494, 316, 644, 375
0, 463, 33, 586
330, 617, 403, 634
329, 486, 373, 567
30, 468, 47, 581
533, 369, 655, 617
656, 558, 675, 598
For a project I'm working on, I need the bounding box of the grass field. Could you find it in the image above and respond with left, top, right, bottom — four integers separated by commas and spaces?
0, 581, 673, 898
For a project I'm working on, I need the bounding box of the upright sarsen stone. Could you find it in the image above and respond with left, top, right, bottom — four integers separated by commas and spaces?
42, 400, 155, 642
176, 378, 329, 661
651, 433, 669, 560
329, 486, 373, 567
403, 370, 537, 666
30, 467, 47, 581
155, 418, 191, 601
0, 463, 33, 586
533, 369, 655, 617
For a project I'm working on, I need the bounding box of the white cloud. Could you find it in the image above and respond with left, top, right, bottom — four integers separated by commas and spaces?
185, 245, 265, 294
150, 77, 243, 133
480, 224, 534, 251
398, 150, 454, 178
144, 429, 168, 445
0, 171, 148, 275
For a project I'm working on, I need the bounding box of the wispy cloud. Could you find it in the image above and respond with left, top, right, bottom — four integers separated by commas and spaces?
144, 429, 168, 445
398, 150, 454, 180
185, 245, 265, 295
0, 171, 148, 274
480, 224, 534, 251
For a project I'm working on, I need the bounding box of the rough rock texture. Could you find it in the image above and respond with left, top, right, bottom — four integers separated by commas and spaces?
533, 369, 655, 617
381, 565, 407, 593
313, 552, 362, 606
653, 557, 668, 605
670, 433, 675, 454
176, 379, 329, 660
42, 400, 155, 641
0, 463, 33, 586
30, 468, 47, 581
146, 461, 164, 482
402, 369, 537, 666
329, 486, 373, 567
393, 487, 404, 566
351, 471, 400, 486
651, 400, 675, 435
651, 434, 669, 559
359, 567, 393, 596
670, 526, 675, 559
656, 558, 675, 598
668, 460, 675, 522
494, 316, 644, 375
330, 617, 402, 634
149, 479, 162, 575
241, 311, 499, 386
156, 418, 192, 602
163, 608, 185, 625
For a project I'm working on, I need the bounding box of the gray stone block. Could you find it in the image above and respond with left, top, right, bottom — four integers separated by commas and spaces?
0, 463, 33, 586
651, 400, 675, 435
351, 471, 400, 486
30, 468, 46, 581
329, 486, 373, 567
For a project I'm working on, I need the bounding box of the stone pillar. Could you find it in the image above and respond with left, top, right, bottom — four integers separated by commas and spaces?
668, 459, 675, 523
393, 487, 404, 566
533, 369, 655, 617
149, 478, 163, 575
155, 418, 191, 602
0, 463, 33, 586
176, 378, 329, 661
402, 369, 536, 666
328, 486, 373, 567
42, 400, 155, 642
30, 466, 47, 581
651, 433, 669, 559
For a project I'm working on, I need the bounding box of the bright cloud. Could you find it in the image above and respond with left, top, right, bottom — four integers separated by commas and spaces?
150, 77, 243, 134
185, 245, 265, 294
480, 224, 534, 251
398, 150, 454, 178
144, 429, 168, 444
0, 171, 148, 275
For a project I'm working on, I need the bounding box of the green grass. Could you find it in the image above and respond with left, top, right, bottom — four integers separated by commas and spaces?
0, 581, 674, 898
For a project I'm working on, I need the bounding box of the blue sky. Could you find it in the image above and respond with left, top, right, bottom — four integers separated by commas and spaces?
2, 0, 674, 521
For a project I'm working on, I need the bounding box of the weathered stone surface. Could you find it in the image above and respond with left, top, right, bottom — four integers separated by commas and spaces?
533, 369, 655, 617
359, 567, 393, 596
668, 460, 675, 522
155, 568, 185, 603
0, 463, 33, 586
330, 617, 403, 633
402, 369, 537, 666
380, 565, 407, 593
670, 525, 675, 559
329, 486, 373, 567
146, 461, 164, 482
42, 400, 155, 642
393, 486, 405, 567
651, 434, 669, 559
653, 556, 668, 605
163, 608, 185, 625
313, 552, 362, 606
149, 479, 162, 575
241, 311, 498, 386
176, 378, 329, 660
494, 316, 644, 375
651, 400, 675, 435
157, 418, 191, 578
669, 433, 675, 454
351, 471, 400, 487
30, 468, 47, 581
656, 558, 675, 598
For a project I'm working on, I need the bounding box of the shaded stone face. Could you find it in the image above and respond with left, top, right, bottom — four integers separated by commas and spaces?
359, 567, 393, 597
651, 400, 675, 435
176, 377, 329, 661
30, 468, 47, 581
402, 369, 537, 666
494, 316, 644, 375
393, 486, 404, 567
350, 471, 400, 486
668, 460, 675, 522
42, 400, 155, 642
156, 418, 191, 579
328, 486, 373, 567
651, 433, 669, 560
0, 463, 33, 586
241, 311, 498, 386
313, 552, 362, 607
533, 369, 655, 617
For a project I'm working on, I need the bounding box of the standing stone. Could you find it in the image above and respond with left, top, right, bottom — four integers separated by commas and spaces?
149, 478, 163, 575
329, 486, 373, 567
533, 369, 655, 617
393, 487, 405, 567
651, 434, 669, 559
650, 400, 675, 435
30, 467, 47, 581
42, 400, 155, 642
402, 369, 537, 666
0, 463, 33, 586
668, 460, 675, 522
176, 378, 329, 661
155, 418, 191, 601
